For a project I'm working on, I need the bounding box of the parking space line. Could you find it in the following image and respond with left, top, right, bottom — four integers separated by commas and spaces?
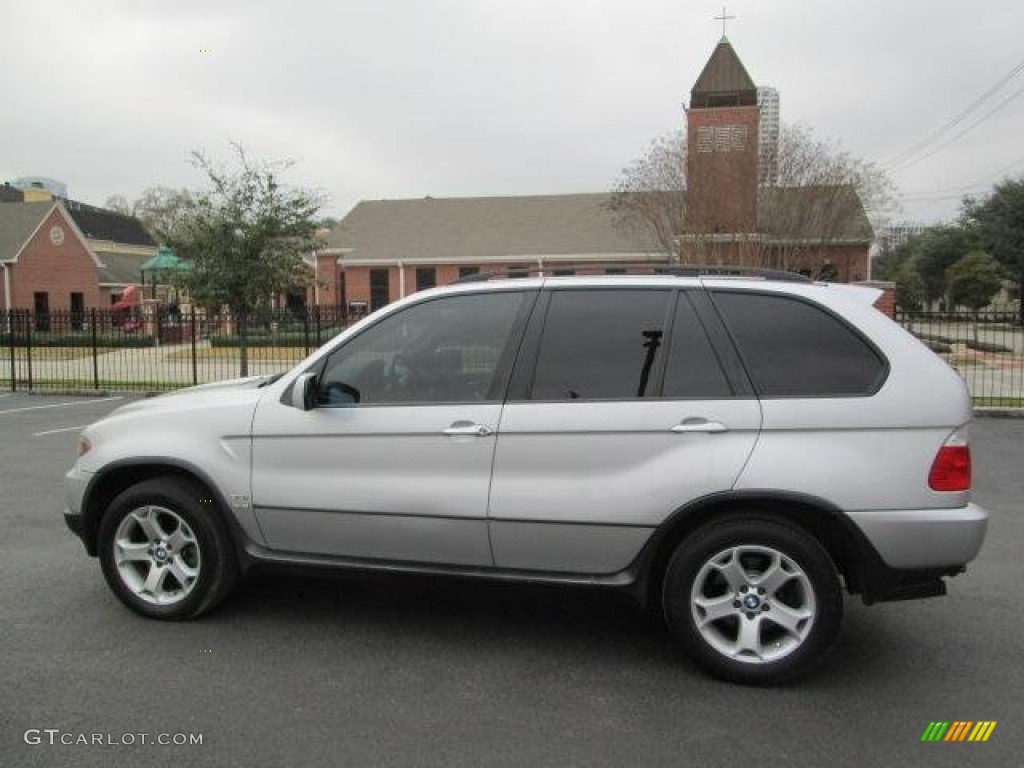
33, 425, 91, 436
0, 396, 122, 415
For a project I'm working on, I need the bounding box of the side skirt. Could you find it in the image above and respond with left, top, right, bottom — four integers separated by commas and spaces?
243, 541, 638, 589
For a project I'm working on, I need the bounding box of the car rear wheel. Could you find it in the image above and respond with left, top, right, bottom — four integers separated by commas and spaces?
98, 477, 239, 620
662, 516, 842, 684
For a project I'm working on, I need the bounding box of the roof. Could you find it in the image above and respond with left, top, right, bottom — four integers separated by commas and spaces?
0, 183, 24, 203
757, 186, 873, 242
324, 194, 663, 263
0, 201, 54, 262
141, 245, 189, 273
59, 199, 156, 247
324, 188, 872, 266
95, 251, 148, 285
690, 38, 758, 108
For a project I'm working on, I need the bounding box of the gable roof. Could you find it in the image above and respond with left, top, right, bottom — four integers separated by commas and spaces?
0, 201, 56, 262
324, 193, 663, 264
757, 186, 873, 242
60, 199, 156, 247
95, 251, 149, 285
324, 188, 872, 267
690, 38, 758, 108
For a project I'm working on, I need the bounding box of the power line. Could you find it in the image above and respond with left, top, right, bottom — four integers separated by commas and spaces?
884, 56, 1024, 171
891, 82, 1024, 174
899, 155, 1024, 201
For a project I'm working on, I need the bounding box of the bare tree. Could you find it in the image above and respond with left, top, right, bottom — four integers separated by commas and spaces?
105, 187, 195, 243
609, 123, 894, 274
607, 131, 687, 258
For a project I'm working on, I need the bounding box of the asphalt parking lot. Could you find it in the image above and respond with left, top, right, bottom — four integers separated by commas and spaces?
1, 392, 1021, 768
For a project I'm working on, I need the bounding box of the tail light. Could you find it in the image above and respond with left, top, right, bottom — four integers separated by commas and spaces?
928, 427, 971, 492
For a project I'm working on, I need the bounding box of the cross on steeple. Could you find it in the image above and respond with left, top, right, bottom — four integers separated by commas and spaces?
714, 6, 736, 38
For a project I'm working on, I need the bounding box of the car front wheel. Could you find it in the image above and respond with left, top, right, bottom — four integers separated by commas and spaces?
98, 477, 238, 620
662, 516, 842, 684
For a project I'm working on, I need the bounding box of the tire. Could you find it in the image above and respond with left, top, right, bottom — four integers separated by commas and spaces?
662, 515, 842, 685
97, 477, 239, 620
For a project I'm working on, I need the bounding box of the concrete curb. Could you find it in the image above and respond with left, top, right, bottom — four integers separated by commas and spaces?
974, 408, 1024, 419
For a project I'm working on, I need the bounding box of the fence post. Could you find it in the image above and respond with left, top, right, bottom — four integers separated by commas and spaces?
26, 310, 33, 391
303, 308, 311, 355
191, 310, 198, 386
6, 309, 15, 393
90, 308, 99, 390
315, 306, 321, 348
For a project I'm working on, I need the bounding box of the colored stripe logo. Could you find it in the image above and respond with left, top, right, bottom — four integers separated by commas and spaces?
921, 721, 997, 742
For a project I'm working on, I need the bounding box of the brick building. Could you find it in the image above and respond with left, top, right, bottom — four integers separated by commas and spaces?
318, 36, 872, 310
679, 37, 871, 281
0, 188, 157, 313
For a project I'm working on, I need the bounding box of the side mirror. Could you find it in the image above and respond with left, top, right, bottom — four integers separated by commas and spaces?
291, 372, 318, 411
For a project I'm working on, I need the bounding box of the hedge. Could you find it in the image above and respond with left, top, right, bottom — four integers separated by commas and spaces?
0, 334, 156, 348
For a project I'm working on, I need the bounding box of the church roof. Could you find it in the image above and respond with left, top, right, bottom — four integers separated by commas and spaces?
690, 37, 758, 108
324, 194, 662, 263
758, 186, 873, 243
322, 188, 871, 266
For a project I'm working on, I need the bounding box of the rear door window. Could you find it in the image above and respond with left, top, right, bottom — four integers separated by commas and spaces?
530, 290, 671, 400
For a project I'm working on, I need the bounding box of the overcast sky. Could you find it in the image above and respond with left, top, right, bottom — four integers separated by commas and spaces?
3, 0, 1023, 227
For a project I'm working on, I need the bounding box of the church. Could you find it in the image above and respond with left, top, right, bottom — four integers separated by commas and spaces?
316, 35, 873, 312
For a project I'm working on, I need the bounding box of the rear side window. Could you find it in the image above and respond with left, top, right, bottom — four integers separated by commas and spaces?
712, 291, 886, 397
530, 290, 670, 400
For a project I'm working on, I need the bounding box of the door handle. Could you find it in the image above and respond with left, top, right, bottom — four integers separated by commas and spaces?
671, 418, 729, 434
443, 422, 493, 437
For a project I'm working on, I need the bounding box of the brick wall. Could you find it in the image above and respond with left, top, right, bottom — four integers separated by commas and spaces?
685, 105, 760, 234
8, 208, 102, 309
856, 281, 897, 317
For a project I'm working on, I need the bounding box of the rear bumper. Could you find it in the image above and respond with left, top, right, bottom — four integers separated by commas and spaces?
846, 503, 988, 570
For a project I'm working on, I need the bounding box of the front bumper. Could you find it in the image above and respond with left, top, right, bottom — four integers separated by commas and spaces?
847, 503, 988, 570
64, 462, 94, 554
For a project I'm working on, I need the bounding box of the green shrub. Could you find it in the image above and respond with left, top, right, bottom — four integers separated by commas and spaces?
0, 334, 156, 348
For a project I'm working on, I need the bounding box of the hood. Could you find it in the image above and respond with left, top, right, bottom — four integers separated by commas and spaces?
103, 375, 271, 421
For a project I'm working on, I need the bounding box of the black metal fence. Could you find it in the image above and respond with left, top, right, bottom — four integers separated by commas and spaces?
895, 309, 1023, 408
2, 306, 1021, 407
1, 306, 351, 393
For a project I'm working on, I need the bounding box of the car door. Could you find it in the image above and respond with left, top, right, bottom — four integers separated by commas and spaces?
487, 287, 762, 574
250, 289, 535, 566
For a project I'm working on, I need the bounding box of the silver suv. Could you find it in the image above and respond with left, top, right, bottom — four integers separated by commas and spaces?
64, 269, 988, 684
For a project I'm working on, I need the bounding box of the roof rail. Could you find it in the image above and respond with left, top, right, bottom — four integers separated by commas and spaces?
655, 265, 812, 282
450, 263, 811, 285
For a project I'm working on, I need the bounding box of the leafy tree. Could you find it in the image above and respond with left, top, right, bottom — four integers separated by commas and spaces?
913, 225, 976, 307
893, 260, 925, 311
963, 177, 1024, 324
947, 251, 1004, 310
947, 251, 1004, 342
872, 239, 915, 282
166, 145, 323, 376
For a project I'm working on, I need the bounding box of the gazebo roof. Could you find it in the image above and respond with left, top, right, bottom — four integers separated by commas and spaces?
140, 245, 190, 272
